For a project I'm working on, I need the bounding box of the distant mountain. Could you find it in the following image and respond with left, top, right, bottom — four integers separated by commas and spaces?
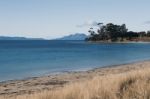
0, 36, 45, 40
56, 33, 87, 40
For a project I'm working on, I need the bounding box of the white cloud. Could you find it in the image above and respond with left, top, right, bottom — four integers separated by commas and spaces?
76, 20, 100, 28
144, 21, 150, 24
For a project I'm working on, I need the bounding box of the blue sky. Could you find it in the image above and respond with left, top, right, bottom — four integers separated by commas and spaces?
0, 0, 150, 39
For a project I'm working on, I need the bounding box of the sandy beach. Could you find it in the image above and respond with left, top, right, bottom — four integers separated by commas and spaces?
0, 60, 150, 98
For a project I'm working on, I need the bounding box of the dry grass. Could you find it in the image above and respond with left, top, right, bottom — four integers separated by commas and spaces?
1, 67, 150, 99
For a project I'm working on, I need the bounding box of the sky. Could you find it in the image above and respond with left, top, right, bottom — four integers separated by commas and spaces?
0, 0, 150, 39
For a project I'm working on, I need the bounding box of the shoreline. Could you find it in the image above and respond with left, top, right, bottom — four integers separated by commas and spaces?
87, 40, 150, 44
0, 60, 150, 97
0, 59, 149, 83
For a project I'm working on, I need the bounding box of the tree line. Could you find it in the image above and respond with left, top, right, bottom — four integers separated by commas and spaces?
86, 23, 150, 41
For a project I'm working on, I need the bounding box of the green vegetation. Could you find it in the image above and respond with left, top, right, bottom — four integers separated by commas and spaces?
86, 23, 150, 42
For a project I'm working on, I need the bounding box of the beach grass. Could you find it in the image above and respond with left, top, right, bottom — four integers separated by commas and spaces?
1, 66, 150, 99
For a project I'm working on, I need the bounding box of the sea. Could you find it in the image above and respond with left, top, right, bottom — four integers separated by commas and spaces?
0, 40, 150, 81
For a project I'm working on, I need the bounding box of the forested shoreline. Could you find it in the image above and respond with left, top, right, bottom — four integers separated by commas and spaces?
86, 23, 150, 42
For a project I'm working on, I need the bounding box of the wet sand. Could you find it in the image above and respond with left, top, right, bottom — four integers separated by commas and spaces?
0, 60, 150, 97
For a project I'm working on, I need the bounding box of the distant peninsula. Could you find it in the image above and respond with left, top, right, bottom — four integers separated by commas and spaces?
55, 33, 87, 40
0, 36, 45, 40
86, 23, 150, 42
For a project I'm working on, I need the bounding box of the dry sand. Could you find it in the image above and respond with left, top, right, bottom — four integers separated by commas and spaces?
0, 60, 150, 97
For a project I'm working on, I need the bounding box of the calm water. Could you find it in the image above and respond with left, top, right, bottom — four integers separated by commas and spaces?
0, 40, 150, 81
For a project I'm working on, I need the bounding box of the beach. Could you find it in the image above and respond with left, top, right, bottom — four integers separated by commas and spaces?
0, 60, 150, 98
1, 0, 150, 99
